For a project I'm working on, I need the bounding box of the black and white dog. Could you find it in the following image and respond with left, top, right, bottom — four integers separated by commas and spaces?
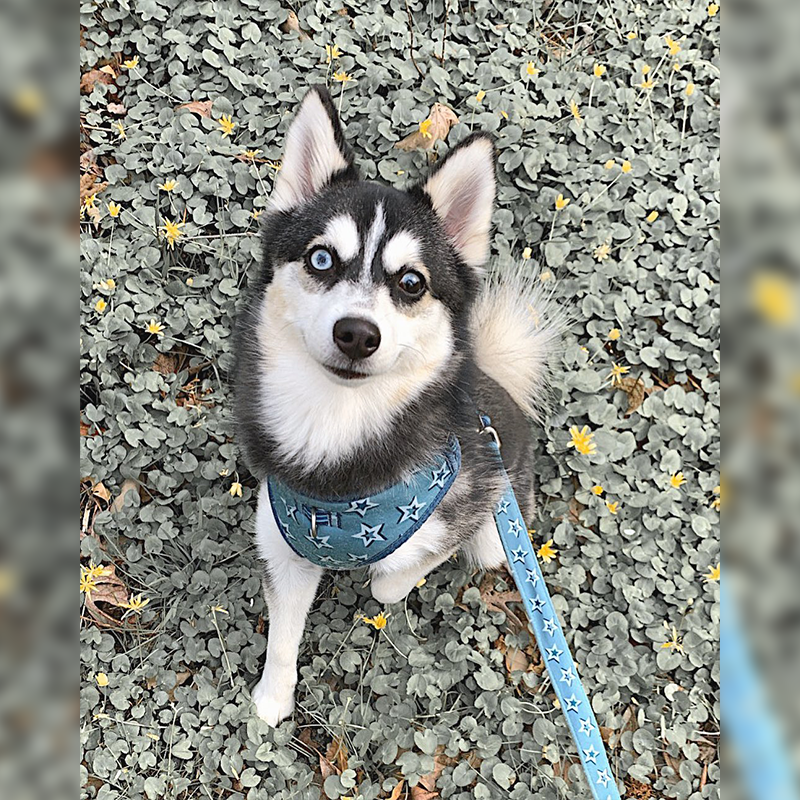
234, 87, 562, 725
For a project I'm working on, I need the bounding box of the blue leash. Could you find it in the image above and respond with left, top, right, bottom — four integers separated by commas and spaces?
482, 416, 623, 799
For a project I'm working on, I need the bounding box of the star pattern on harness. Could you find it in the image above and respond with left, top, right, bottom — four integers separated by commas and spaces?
347, 552, 370, 563
278, 519, 294, 540
397, 495, 426, 523
580, 717, 596, 736
428, 462, 451, 490
305, 532, 333, 550
529, 596, 546, 613
524, 569, 539, 586
596, 769, 610, 787
507, 518, 525, 537
496, 498, 511, 515
317, 554, 337, 565
343, 497, 378, 517
282, 500, 299, 522
583, 745, 600, 765
353, 522, 386, 547
542, 616, 558, 635
544, 645, 563, 661
563, 694, 581, 713
560, 667, 576, 686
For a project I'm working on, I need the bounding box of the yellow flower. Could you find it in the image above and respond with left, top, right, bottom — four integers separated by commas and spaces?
115, 122, 126, 139
621, 160, 632, 173
96, 673, 109, 687
753, 273, 794, 325
606, 500, 619, 514
186, 277, 194, 286
674, 63, 683, 72
84, 193, 97, 209
608, 328, 621, 340
217, 114, 236, 137
101, 278, 116, 290
537, 539, 558, 563
609, 363, 630, 386
419, 118, 433, 139
593, 242, 611, 261
325, 44, 342, 63
646, 210, 659, 223
526, 61, 539, 76
711, 484, 721, 511
242, 149, 262, 159
522, 247, 532, 260
708, 3, 719, 16
416, 577, 426, 588
333, 70, 352, 83
642, 64, 651, 75
640, 79, 655, 90
160, 218, 185, 249
665, 36, 681, 56
158, 179, 177, 192
591, 485, 604, 495
229, 481, 243, 497
108, 202, 121, 218
704, 563, 720, 582
499, 110, 509, 120
80, 572, 97, 595
120, 594, 151, 613
362, 612, 390, 630
593, 64, 606, 78
627, 31, 638, 40
661, 626, 684, 653
94, 298, 107, 313
569, 100, 581, 120
476, 89, 486, 102
252, 209, 263, 220
569, 425, 596, 456
670, 472, 687, 488
604, 159, 615, 169
555, 193, 570, 211
122, 56, 139, 69
146, 320, 164, 336
685, 83, 695, 97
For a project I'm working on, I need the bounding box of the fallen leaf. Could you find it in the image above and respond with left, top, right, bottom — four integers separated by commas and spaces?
412, 745, 450, 798
281, 10, 312, 40
83, 564, 130, 627
92, 481, 111, 502
395, 103, 459, 151
504, 646, 530, 674
106, 102, 126, 116
110, 479, 140, 513
80, 69, 115, 94
153, 353, 177, 375
615, 376, 659, 416
175, 99, 213, 118
99, 65, 118, 78
388, 781, 405, 800
325, 735, 349, 774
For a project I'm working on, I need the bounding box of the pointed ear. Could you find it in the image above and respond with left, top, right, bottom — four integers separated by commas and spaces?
269, 87, 356, 212
422, 133, 496, 267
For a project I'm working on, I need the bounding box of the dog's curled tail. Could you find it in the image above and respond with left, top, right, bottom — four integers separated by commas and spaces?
470, 264, 568, 419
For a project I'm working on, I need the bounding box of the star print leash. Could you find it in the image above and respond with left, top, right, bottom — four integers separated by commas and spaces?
481, 416, 623, 800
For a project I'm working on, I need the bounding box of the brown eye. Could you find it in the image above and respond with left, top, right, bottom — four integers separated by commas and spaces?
397, 269, 426, 298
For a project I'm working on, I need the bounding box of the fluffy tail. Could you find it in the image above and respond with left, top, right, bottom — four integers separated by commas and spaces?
470, 263, 568, 419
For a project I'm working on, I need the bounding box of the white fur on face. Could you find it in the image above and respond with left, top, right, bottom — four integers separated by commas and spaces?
360, 203, 386, 280
424, 137, 495, 267
382, 231, 422, 275
256, 255, 455, 469
269, 92, 349, 212
321, 214, 360, 261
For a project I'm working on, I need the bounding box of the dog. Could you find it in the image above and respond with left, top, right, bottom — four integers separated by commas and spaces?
234, 87, 563, 725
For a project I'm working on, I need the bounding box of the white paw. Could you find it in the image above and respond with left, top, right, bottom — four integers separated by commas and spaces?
371, 578, 412, 605
251, 676, 295, 726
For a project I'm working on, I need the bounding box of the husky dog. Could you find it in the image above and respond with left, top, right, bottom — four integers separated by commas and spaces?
234, 87, 561, 725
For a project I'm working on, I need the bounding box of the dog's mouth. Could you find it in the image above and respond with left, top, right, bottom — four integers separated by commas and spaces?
323, 364, 370, 381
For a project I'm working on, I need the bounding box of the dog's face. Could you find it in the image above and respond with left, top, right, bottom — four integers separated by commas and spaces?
254, 89, 495, 461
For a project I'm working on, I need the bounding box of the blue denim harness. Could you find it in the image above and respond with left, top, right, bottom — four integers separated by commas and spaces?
268, 436, 461, 570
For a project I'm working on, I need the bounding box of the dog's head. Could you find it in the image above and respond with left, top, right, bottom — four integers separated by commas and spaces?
257, 87, 495, 395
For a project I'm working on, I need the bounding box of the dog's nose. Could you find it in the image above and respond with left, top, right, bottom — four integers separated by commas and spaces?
333, 317, 381, 360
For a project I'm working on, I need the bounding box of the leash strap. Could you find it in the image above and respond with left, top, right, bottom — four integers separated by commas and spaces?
483, 417, 623, 799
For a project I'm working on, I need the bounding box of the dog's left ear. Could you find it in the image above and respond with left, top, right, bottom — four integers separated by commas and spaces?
269, 87, 356, 212
421, 133, 496, 268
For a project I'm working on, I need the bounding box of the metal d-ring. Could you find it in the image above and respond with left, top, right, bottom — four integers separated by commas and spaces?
310, 508, 318, 539
479, 424, 502, 450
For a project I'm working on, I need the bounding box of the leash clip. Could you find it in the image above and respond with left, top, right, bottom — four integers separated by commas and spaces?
478, 417, 502, 450
309, 508, 318, 539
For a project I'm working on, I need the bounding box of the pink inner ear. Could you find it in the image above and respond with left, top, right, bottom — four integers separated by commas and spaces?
445, 182, 482, 244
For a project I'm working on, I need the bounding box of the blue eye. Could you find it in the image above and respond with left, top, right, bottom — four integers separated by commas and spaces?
309, 247, 334, 273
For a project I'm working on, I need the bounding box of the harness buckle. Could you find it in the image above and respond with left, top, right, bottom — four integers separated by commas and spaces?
310, 508, 318, 539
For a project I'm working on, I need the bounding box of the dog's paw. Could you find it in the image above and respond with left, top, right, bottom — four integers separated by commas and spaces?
370, 576, 412, 605
251, 677, 295, 726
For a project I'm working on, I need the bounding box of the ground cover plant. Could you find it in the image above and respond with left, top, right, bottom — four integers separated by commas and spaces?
79, 0, 720, 797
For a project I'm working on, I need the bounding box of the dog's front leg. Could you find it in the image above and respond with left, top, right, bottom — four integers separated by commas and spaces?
252, 484, 323, 726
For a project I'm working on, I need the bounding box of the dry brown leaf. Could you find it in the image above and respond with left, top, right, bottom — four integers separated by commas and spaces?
175, 99, 213, 118
479, 584, 526, 632
80, 69, 115, 94
83, 564, 130, 627
388, 781, 405, 800
92, 482, 111, 502
325, 735, 349, 774
395, 103, 459, 151
110, 479, 140, 513
409, 788, 437, 800
504, 646, 530, 674
106, 102, 126, 116
99, 65, 118, 77
153, 353, 177, 375
281, 10, 312, 40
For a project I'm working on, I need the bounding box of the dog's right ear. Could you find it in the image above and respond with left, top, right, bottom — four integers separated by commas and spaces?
269, 87, 356, 212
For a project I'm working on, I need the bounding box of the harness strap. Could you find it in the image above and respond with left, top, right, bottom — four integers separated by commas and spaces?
482, 415, 624, 800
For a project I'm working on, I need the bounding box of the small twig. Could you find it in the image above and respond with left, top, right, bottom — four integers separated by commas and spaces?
209, 605, 234, 687
438, 0, 449, 64
405, 0, 424, 78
